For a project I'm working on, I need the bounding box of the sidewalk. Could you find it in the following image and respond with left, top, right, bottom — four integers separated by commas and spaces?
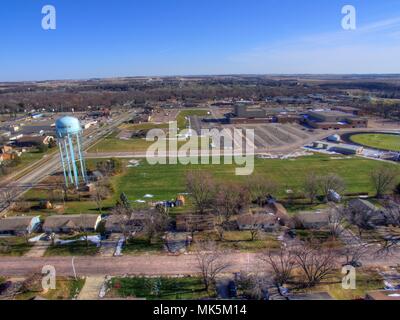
77, 276, 106, 300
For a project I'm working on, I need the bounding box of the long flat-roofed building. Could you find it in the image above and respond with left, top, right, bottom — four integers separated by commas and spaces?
304, 110, 368, 129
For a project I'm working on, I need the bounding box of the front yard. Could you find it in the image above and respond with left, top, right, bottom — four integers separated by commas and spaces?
44, 241, 99, 256
13, 277, 85, 300
106, 276, 211, 300
0, 237, 33, 256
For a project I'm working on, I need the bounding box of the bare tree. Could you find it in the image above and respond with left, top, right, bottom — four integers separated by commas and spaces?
186, 171, 215, 214
370, 167, 398, 199
345, 204, 376, 238
142, 209, 170, 244
249, 226, 261, 241
303, 172, 319, 204
110, 204, 132, 244
341, 244, 369, 267
235, 271, 269, 300
194, 241, 231, 292
246, 176, 279, 207
318, 174, 346, 203
374, 203, 400, 254
91, 180, 110, 215
328, 206, 347, 240
293, 243, 338, 288
78, 214, 92, 248
213, 182, 243, 223
259, 249, 296, 286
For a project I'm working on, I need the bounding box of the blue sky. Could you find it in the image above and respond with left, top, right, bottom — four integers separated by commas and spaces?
0, 0, 400, 81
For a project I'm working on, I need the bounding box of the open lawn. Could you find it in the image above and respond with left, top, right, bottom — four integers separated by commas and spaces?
0, 237, 33, 256
119, 122, 169, 131
111, 154, 400, 203
20, 154, 400, 215
350, 133, 400, 151
88, 135, 154, 153
122, 236, 164, 255
44, 241, 99, 256
107, 276, 210, 300
176, 109, 209, 129
192, 231, 281, 252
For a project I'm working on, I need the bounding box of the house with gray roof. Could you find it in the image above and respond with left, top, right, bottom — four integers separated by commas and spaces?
0, 216, 41, 236
42, 214, 101, 234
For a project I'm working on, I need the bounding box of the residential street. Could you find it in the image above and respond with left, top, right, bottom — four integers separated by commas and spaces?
0, 251, 399, 277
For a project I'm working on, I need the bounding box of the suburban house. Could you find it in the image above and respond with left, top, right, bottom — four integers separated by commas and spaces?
0, 216, 41, 236
42, 214, 101, 234
237, 214, 281, 232
295, 212, 331, 229
105, 211, 151, 234
176, 214, 215, 232
348, 199, 386, 225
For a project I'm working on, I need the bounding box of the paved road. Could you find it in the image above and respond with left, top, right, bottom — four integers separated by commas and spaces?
0, 251, 399, 277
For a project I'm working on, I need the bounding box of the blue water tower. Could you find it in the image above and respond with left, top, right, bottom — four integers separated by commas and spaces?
55, 116, 88, 188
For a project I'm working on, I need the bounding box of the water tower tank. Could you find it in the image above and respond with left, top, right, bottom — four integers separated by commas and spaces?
55, 116, 82, 138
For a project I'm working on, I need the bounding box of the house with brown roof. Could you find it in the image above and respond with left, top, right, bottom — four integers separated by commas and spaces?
176, 214, 215, 232
0, 216, 41, 236
105, 211, 151, 234
295, 212, 331, 229
42, 214, 101, 234
237, 214, 281, 232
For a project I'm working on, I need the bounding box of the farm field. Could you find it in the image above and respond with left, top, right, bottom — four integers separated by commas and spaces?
350, 133, 400, 151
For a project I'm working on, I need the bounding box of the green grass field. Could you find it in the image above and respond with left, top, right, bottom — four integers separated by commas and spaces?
20, 154, 400, 216
350, 133, 400, 151
111, 154, 399, 202
176, 109, 209, 129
